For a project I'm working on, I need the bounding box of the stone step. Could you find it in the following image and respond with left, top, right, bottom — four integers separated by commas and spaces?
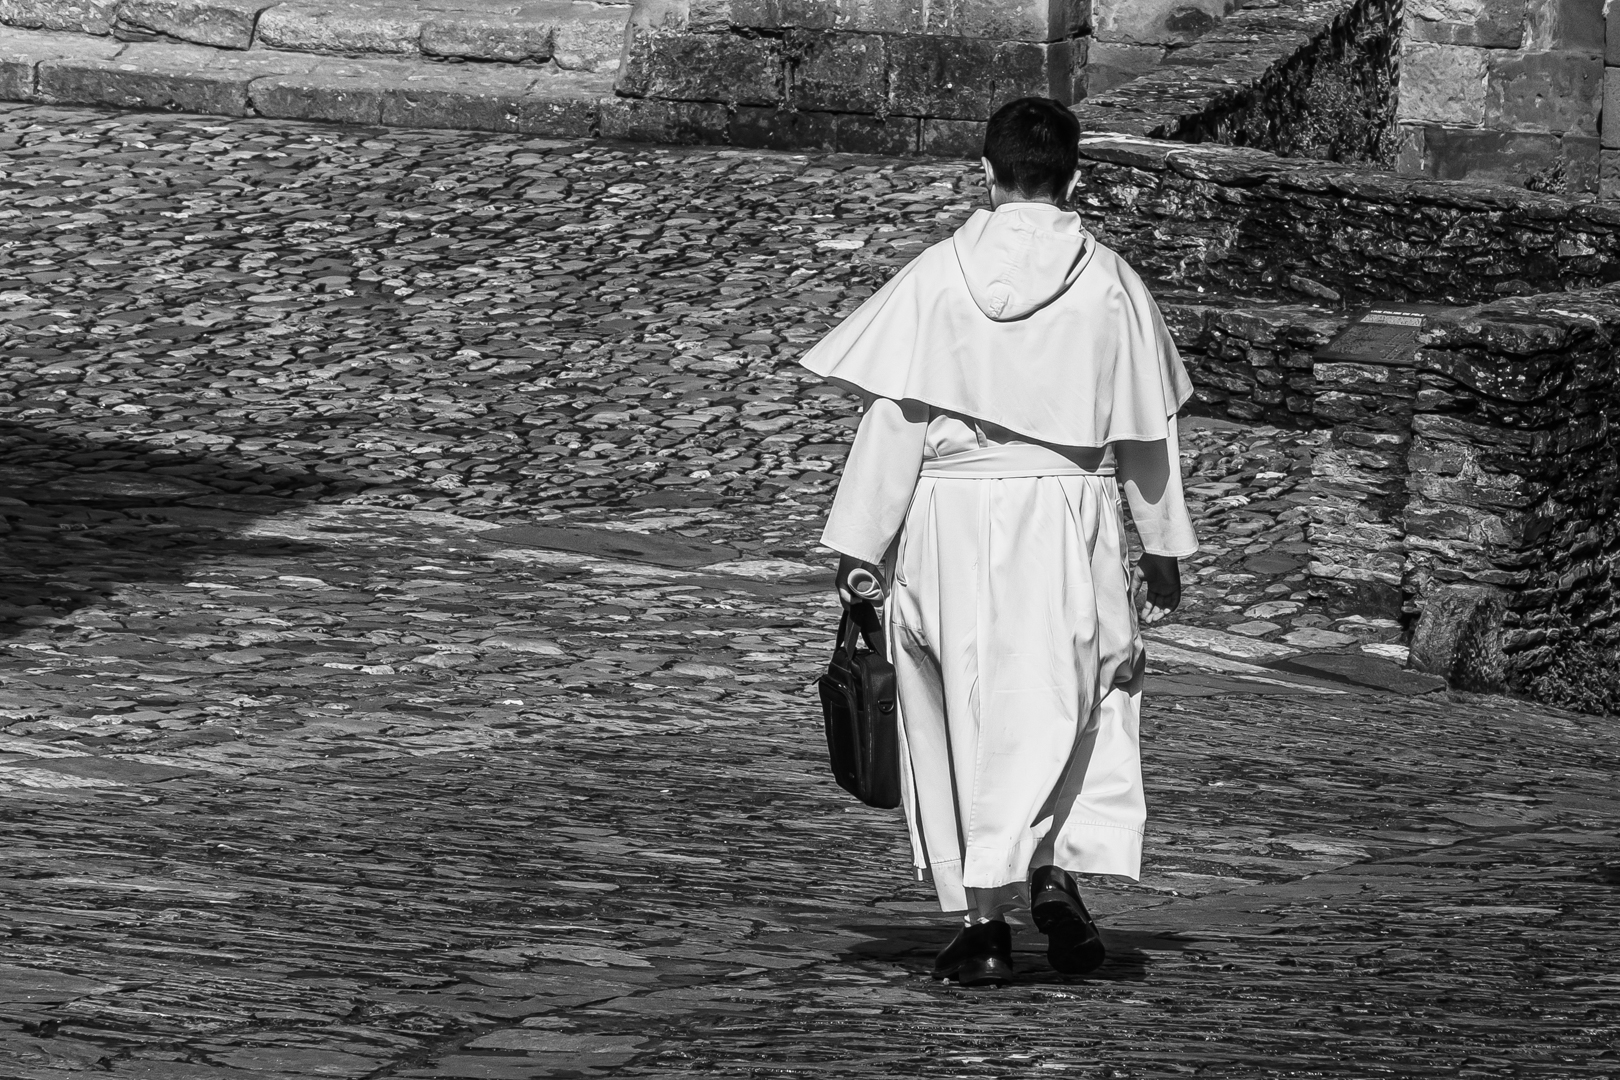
3, 0, 630, 72
0, 26, 624, 135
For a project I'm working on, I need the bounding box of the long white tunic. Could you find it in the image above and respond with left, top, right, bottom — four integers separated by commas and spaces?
804, 201, 1198, 913
822, 403, 1196, 911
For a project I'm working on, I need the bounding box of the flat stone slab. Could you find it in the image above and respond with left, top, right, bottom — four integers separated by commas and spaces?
1268, 652, 1449, 695
1146, 623, 1302, 661
1, 755, 195, 784
479, 525, 741, 568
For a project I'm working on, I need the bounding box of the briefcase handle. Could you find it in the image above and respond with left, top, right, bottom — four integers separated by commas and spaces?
837, 600, 886, 658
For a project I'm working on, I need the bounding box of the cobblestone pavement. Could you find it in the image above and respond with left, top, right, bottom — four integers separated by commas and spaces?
2, 103, 1619, 1077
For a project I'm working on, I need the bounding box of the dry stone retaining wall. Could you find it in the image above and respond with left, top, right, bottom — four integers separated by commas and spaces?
1405, 289, 1620, 713
1072, 133, 1620, 307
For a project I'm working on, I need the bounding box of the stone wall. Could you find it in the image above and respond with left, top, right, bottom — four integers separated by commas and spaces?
1163, 0, 1401, 164
1396, 0, 1604, 196
613, 0, 1091, 156
1161, 301, 1344, 425
1071, 133, 1620, 307
1405, 286, 1620, 714
1070, 133, 1618, 710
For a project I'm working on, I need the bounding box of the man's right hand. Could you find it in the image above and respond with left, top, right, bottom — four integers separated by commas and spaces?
1137, 553, 1181, 625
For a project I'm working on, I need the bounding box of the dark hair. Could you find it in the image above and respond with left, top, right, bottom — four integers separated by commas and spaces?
983, 98, 1081, 201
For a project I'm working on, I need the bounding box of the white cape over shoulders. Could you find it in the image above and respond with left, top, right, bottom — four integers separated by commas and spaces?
800, 204, 1193, 449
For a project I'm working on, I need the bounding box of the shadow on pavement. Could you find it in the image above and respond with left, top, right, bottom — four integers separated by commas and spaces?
0, 421, 339, 636
838, 922, 1158, 984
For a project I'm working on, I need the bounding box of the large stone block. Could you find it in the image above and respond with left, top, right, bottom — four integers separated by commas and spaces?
1093, 0, 1230, 46
115, 0, 270, 50
924, 0, 1084, 42
1603, 64, 1620, 148
1610, 0, 1620, 65
1564, 131, 1599, 193
887, 34, 1046, 120
729, 105, 918, 153
1083, 41, 1164, 96
1485, 48, 1601, 135
718, 0, 841, 31
1397, 41, 1489, 125
1405, 0, 1526, 48
617, 29, 781, 104
369, 66, 606, 135
38, 42, 258, 112
788, 29, 884, 113
419, 11, 555, 63
920, 115, 984, 155
1410, 582, 1508, 690
1406, 122, 1564, 185
551, 5, 627, 71
0, 0, 117, 34
0, 25, 122, 99
598, 94, 727, 141
1524, 0, 1603, 53
255, 1, 424, 55
1601, 147, 1620, 199
248, 58, 395, 123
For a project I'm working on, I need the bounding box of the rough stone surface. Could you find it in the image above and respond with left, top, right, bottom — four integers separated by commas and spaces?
617, 27, 782, 105
113, 0, 272, 49
1404, 0, 1527, 48
1602, 63, 1620, 149
0, 0, 115, 34
419, 8, 559, 62
36, 39, 311, 112
254, 0, 426, 54
1396, 39, 1489, 125
595, 92, 728, 141
1407, 287, 1620, 713
886, 34, 1047, 119
787, 28, 886, 114
1070, 133, 1620, 307
0, 24, 122, 99
1483, 46, 1602, 137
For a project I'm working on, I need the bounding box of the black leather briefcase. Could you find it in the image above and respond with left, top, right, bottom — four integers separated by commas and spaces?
817, 600, 901, 810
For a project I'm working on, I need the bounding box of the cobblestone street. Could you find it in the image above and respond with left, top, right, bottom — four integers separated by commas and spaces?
2, 103, 1619, 1078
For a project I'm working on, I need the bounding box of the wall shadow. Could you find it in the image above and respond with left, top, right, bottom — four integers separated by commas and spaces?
0, 421, 345, 638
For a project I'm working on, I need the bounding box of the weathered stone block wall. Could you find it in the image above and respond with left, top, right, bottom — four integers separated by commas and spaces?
614, 0, 1090, 155
1397, 0, 1604, 195
1072, 134, 1620, 308
1405, 287, 1620, 713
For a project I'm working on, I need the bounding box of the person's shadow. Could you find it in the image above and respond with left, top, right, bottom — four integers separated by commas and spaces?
0, 421, 343, 636
838, 922, 1192, 984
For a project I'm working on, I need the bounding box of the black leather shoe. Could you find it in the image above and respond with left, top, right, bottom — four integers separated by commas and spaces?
1030, 865, 1106, 975
931, 919, 1014, 987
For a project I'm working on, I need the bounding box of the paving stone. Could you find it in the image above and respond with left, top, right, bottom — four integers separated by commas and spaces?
1268, 652, 1448, 696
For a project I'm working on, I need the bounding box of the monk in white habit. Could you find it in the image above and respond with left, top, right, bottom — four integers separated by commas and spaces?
804, 98, 1198, 987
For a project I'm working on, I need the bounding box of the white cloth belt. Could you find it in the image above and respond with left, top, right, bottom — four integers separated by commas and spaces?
919, 443, 1113, 479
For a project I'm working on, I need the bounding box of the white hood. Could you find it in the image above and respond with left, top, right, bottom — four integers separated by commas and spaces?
951, 203, 1090, 321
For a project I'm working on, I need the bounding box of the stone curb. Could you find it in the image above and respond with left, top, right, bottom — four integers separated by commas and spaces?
2, 27, 614, 135
0, 0, 627, 72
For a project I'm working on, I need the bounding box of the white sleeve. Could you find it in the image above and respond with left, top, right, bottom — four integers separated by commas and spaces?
819, 397, 928, 565
1114, 414, 1199, 559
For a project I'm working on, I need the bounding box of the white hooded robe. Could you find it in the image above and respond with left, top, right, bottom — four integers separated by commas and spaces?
804, 203, 1198, 913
